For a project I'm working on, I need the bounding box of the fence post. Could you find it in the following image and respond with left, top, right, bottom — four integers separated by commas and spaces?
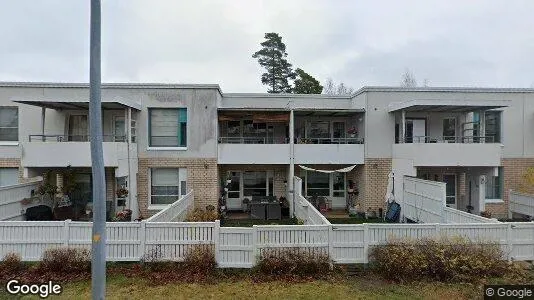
252, 225, 258, 267
363, 223, 369, 264
63, 219, 71, 247
139, 220, 146, 260
328, 224, 334, 268
214, 220, 220, 266
435, 223, 441, 237
506, 223, 513, 261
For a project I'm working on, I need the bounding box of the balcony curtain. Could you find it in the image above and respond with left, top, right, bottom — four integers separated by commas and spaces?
298, 165, 357, 173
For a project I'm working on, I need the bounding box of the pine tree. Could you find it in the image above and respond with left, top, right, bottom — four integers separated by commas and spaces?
252, 33, 296, 93
293, 68, 323, 94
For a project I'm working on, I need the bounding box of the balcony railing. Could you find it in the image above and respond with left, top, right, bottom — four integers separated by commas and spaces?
296, 137, 364, 144
29, 134, 127, 142
218, 136, 289, 144
400, 136, 495, 144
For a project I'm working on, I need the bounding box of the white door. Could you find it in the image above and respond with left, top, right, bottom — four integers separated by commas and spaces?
226, 171, 242, 210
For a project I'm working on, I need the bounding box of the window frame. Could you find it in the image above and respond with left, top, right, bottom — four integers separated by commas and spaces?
485, 167, 504, 203
149, 168, 188, 209
147, 108, 188, 150
0, 107, 19, 144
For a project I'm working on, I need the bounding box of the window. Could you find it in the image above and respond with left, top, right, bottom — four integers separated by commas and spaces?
442, 118, 456, 141
243, 171, 267, 196
485, 111, 501, 143
332, 172, 345, 197
486, 167, 503, 200
0, 107, 18, 142
68, 115, 89, 142
307, 121, 330, 141
149, 108, 187, 147
306, 172, 330, 196
150, 168, 187, 205
114, 116, 126, 142
0, 168, 18, 187
333, 122, 345, 139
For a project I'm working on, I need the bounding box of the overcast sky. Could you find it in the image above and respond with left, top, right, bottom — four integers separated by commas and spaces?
1, 0, 533, 92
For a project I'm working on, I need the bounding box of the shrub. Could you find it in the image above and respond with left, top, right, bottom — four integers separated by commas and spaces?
183, 245, 217, 274
38, 247, 91, 274
369, 237, 525, 283
255, 248, 331, 278
0, 253, 25, 275
185, 208, 218, 222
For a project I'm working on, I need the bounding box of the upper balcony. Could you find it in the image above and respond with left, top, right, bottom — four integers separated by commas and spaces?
15, 98, 139, 170
389, 99, 509, 167
217, 111, 290, 164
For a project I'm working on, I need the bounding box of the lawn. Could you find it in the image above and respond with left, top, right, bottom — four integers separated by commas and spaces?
4, 274, 486, 300
221, 218, 298, 227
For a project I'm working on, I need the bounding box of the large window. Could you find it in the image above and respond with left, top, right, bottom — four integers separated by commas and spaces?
0, 107, 18, 142
486, 167, 503, 200
0, 168, 18, 187
442, 118, 456, 141
485, 111, 501, 143
243, 171, 267, 196
306, 172, 330, 196
149, 108, 187, 147
150, 168, 187, 205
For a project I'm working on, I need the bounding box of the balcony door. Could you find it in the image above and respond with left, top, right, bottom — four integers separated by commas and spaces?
68, 115, 88, 142
113, 116, 126, 142
405, 119, 426, 143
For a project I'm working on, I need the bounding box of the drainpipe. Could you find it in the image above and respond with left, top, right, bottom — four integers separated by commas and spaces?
289, 109, 295, 217
41, 107, 46, 138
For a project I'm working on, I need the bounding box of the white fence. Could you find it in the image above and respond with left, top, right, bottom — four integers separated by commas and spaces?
145, 190, 194, 222
293, 177, 330, 225
0, 181, 46, 221
444, 207, 499, 224
509, 190, 534, 218
1, 221, 533, 264
403, 176, 446, 223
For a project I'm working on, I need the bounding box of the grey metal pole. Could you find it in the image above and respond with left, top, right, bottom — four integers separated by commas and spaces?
89, 0, 106, 299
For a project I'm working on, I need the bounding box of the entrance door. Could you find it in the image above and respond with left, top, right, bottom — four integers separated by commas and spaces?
226, 171, 242, 210
443, 174, 457, 209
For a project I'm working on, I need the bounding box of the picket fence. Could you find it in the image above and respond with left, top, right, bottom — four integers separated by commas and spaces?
509, 190, 534, 218
0, 181, 47, 221
145, 190, 194, 222
1, 220, 533, 265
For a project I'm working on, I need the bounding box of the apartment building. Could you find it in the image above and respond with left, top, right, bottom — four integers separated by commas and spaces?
1, 83, 533, 219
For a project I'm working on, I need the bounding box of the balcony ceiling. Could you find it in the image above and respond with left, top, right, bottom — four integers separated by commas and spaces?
388, 99, 511, 113
14, 98, 141, 110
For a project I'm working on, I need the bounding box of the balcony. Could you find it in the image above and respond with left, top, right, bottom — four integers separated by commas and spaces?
217, 136, 290, 164
294, 137, 365, 165
393, 136, 503, 167
21, 135, 131, 168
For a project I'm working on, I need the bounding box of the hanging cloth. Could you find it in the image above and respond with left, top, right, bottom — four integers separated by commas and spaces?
298, 165, 357, 173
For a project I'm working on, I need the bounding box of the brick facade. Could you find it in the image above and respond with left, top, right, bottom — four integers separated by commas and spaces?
363, 158, 392, 212
500, 158, 534, 218
138, 158, 218, 218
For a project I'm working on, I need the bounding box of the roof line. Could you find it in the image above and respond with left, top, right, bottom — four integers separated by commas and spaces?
352, 86, 534, 96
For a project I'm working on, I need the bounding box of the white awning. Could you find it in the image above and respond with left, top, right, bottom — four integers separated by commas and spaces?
13, 97, 141, 110
298, 165, 357, 173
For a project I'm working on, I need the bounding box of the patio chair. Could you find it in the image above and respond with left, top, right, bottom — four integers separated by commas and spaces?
250, 202, 266, 220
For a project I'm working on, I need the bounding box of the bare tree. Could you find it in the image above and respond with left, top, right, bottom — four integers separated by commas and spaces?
401, 69, 417, 87
323, 78, 355, 95
423, 78, 430, 87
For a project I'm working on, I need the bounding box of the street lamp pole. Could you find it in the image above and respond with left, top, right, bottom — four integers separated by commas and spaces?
89, 0, 106, 299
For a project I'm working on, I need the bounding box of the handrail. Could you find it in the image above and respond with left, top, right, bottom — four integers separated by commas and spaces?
218, 136, 289, 144
296, 137, 364, 144
29, 134, 126, 142
400, 136, 495, 144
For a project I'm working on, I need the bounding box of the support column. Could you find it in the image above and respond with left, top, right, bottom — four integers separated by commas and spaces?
41, 107, 46, 138
479, 110, 486, 143
479, 174, 486, 213
289, 109, 295, 216
400, 110, 406, 143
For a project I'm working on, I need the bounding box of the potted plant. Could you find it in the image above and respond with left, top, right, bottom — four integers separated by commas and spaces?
242, 198, 250, 212
116, 187, 129, 198
347, 127, 358, 138
114, 209, 132, 222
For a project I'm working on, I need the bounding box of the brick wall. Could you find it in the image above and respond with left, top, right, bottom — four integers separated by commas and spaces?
138, 158, 218, 218
500, 158, 534, 218
363, 158, 392, 212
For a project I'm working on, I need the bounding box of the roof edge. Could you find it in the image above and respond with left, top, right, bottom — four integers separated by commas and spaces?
353, 86, 534, 96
